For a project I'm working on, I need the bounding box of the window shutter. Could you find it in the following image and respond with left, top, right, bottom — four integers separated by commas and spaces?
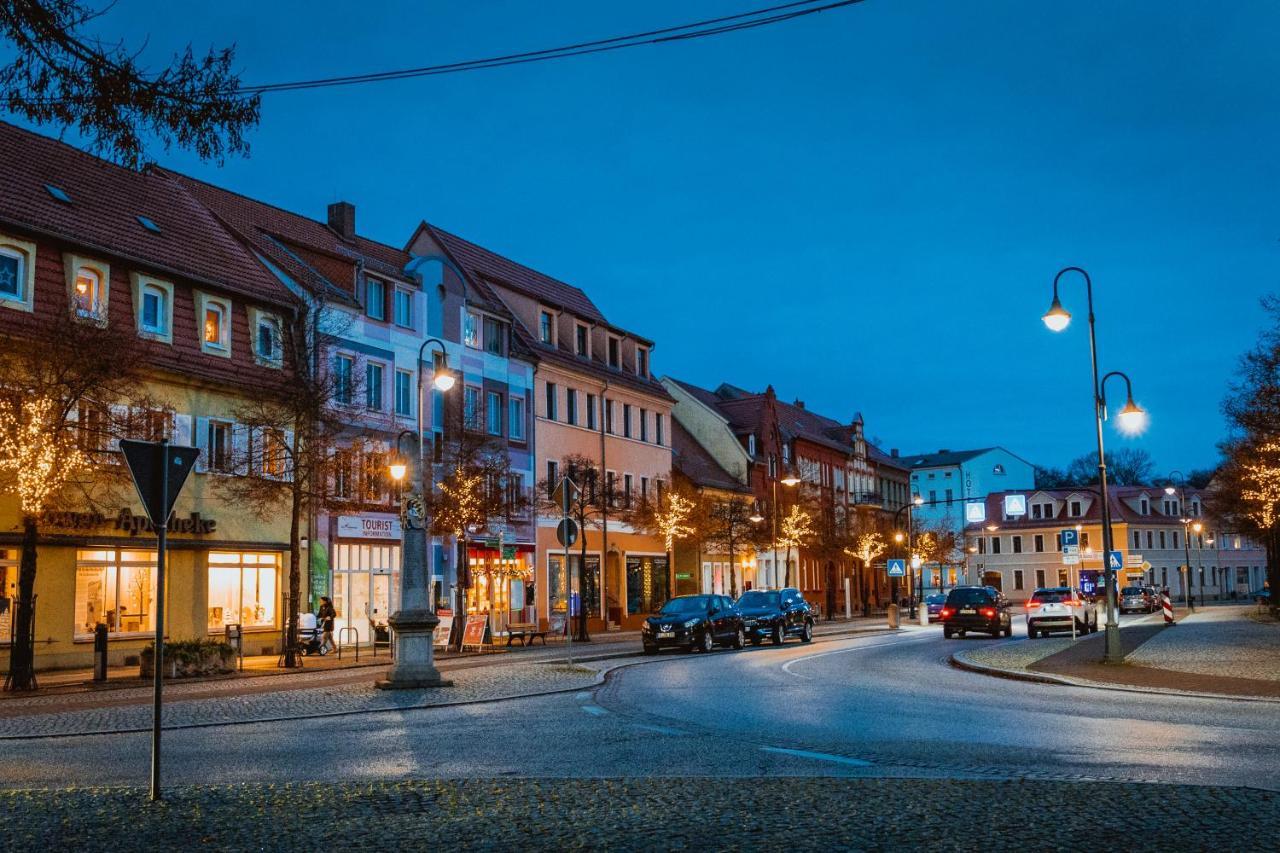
232, 423, 251, 476
194, 417, 210, 473
173, 414, 193, 447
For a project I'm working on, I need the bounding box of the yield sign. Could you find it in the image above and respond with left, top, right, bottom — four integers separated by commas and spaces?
551, 476, 581, 516
119, 439, 200, 527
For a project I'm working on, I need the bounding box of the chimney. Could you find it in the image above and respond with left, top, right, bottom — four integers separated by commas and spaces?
327, 201, 355, 240
794, 400, 805, 409
939, 448, 950, 454
891, 448, 899, 458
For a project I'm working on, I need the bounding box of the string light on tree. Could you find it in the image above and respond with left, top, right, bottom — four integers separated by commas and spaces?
0, 395, 87, 515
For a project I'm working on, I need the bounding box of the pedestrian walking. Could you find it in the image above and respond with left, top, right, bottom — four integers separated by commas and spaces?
318, 596, 337, 654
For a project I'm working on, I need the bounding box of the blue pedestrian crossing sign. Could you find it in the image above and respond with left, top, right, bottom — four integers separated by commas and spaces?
886, 558, 907, 577
1107, 550, 1124, 571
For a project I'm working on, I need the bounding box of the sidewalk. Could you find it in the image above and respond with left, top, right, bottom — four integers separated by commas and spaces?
952, 606, 1280, 700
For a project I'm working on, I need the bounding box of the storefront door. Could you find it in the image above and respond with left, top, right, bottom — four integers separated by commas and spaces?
332, 542, 399, 646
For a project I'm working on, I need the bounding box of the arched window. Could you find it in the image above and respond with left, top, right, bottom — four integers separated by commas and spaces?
74, 265, 103, 318
0, 245, 25, 300
204, 302, 228, 350
141, 284, 168, 334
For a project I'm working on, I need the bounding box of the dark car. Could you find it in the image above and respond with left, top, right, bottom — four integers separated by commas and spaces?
925, 593, 947, 623
641, 594, 744, 654
736, 587, 815, 645
940, 585, 1012, 639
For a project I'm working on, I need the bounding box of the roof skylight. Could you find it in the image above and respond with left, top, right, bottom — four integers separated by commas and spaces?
44, 184, 71, 203
137, 216, 161, 234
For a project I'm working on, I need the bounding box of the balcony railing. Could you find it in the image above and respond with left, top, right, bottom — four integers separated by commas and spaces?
850, 491, 885, 508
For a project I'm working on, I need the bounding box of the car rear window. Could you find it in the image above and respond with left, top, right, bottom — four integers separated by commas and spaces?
925, 594, 946, 605
945, 588, 991, 606
1121, 587, 1144, 596
1033, 588, 1071, 602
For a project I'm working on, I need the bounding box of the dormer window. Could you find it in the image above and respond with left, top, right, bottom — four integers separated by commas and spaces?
539, 310, 554, 344
636, 346, 649, 378
66, 256, 109, 324
1140, 497, 1150, 515
464, 311, 481, 349
607, 335, 621, 369
365, 277, 386, 321
1069, 500, 1082, 517
575, 322, 589, 357
0, 235, 35, 312
198, 292, 232, 356
132, 274, 173, 343
252, 309, 283, 367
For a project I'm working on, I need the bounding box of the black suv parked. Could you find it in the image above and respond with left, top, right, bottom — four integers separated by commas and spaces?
641, 594, 745, 654
736, 587, 814, 645
940, 585, 1012, 639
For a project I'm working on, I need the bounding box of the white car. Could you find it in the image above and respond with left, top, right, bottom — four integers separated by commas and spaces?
1026, 587, 1098, 638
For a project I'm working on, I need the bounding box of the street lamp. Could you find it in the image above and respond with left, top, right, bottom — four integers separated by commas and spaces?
1165, 471, 1196, 613
1042, 266, 1148, 665
376, 337, 455, 690
892, 494, 923, 617
769, 472, 800, 588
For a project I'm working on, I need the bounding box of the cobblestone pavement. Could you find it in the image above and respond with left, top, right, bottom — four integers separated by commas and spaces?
0, 661, 607, 738
1, 779, 1275, 852
1129, 605, 1280, 681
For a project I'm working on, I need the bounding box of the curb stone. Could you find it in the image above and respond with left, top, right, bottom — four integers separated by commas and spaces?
949, 649, 1280, 704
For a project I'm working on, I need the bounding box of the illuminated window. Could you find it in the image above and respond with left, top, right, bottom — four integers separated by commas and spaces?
207, 552, 279, 632
259, 429, 288, 479
74, 549, 156, 638
198, 293, 232, 354
464, 312, 481, 348
72, 264, 106, 321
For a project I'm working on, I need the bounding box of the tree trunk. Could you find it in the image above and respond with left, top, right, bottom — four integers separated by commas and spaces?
6, 514, 39, 691
727, 532, 737, 599
576, 506, 590, 642
784, 546, 793, 588
282, 477, 303, 667
1268, 525, 1279, 617
454, 537, 469, 652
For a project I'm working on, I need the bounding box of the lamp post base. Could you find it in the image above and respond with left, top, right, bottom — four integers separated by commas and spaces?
375, 609, 453, 690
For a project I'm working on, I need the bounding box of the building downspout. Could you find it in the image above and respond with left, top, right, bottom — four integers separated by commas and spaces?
599, 377, 611, 630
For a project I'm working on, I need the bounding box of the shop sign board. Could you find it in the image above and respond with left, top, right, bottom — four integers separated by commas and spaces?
502, 544, 517, 559
461, 613, 488, 649
432, 615, 454, 648
337, 514, 401, 540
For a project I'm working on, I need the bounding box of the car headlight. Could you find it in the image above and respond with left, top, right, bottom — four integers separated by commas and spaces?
683, 618, 700, 628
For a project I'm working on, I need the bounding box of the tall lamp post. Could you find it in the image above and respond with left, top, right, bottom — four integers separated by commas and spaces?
1164, 471, 1196, 613
892, 494, 924, 616
376, 346, 455, 690
770, 473, 801, 588
1042, 267, 1148, 665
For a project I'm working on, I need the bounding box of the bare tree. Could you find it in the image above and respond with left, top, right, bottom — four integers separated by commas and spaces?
1064, 448, 1155, 486
217, 302, 351, 667
0, 0, 260, 167
704, 495, 768, 598
0, 310, 150, 690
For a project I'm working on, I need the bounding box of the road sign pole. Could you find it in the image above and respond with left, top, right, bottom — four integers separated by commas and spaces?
148, 441, 168, 803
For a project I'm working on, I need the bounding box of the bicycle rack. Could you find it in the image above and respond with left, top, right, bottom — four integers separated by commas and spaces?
337, 626, 360, 661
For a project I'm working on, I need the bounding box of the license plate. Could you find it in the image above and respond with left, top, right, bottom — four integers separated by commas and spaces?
961, 607, 975, 613
657, 631, 674, 639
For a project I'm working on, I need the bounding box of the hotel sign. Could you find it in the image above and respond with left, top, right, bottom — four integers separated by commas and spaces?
337, 514, 402, 540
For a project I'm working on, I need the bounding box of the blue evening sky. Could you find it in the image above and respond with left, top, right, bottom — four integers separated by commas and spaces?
18, 1, 1280, 472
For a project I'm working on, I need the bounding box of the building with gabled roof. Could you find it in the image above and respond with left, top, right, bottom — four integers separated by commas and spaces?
407, 221, 673, 631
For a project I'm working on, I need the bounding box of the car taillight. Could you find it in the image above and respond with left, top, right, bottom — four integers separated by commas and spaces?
1064, 599, 1081, 607
1027, 600, 1041, 608
940, 608, 953, 618
980, 607, 996, 618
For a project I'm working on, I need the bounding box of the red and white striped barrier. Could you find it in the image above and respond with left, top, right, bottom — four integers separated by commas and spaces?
1162, 592, 1175, 625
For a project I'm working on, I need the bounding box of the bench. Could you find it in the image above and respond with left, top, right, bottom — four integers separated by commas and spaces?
506, 622, 548, 647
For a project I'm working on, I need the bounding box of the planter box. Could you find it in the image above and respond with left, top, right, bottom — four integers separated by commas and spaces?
139, 642, 235, 679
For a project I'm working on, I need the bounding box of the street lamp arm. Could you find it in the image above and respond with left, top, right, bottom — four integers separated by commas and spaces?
1098, 370, 1135, 410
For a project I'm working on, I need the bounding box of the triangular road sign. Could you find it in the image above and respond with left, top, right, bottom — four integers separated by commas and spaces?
551, 476, 581, 516
120, 439, 200, 527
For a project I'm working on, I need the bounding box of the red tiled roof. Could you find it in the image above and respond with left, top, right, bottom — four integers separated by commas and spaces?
968, 486, 1207, 531
0, 122, 292, 306
672, 378, 857, 456
423, 223, 606, 323
160, 169, 411, 294
672, 419, 750, 494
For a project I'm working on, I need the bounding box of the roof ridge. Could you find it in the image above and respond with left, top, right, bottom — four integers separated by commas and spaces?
424, 221, 596, 306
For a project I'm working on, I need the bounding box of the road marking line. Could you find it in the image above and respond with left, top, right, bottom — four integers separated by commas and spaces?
630, 722, 686, 736
760, 746, 872, 767
580, 704, 608, 716
780, 636, 936, 678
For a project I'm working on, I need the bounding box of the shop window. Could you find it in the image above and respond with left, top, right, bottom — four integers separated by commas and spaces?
0, 549, 18, 640
625, 555, 670, 615
207, 552, 279, 632
548, 554, 600, 616
74, 549, 156, 638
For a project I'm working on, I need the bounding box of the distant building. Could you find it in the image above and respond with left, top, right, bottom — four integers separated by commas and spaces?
966, 486, 1266, 602
897, 447, 1035, 529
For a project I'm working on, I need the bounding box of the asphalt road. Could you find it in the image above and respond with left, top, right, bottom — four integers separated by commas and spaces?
3, 616, 1277, 791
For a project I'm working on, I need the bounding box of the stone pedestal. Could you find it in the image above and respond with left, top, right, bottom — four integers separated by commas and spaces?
374, 609, 453, 689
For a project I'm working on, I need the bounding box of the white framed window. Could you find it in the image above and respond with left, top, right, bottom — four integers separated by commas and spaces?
395, 369, 413, 416
509, 396, 525, 441
64, 254, 109, 325
258, 428, 289, 479
487, 391, 503, 436
748, 434, 757, 456
197, 292, 232, 356
130, 273, 173, 343
206, 419, 235, 473
394, 287, 413, 328
249, 308, 282, 367
74, 548, 158, 639
366, 276, 387, 321
366, 362, 385, 411
464, 385, 483, 431
539, 309, 555, 344
334, 355, 355, 406
0, 235, 36, 312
